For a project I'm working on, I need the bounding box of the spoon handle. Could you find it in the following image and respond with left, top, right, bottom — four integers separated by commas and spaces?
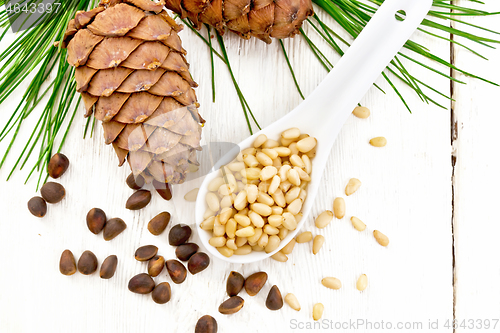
280, 0, 433, 146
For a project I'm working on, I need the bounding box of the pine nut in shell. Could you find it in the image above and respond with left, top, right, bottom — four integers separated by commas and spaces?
315, 211, 333, 229
345, 178, 361, 196
322, 277, 342, 290
333, 197, 346, 219
351, 216, 366, 231
285, 293, 301, 311
296, 231, 312, 243
353, 106, 370, 118
373, 230, 389, 246
313, 235, 325, 254
370, 136, 387, 147
356, 274, 368, 291
313, 303, 324, 321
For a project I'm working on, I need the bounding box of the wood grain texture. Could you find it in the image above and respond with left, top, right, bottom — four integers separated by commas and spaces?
1, 2, 490, 332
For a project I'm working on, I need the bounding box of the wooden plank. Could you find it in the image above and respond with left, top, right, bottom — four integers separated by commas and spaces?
453, 2, 500, 331
0, 7, 453, 332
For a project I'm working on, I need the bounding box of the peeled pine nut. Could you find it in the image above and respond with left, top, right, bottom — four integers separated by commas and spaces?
278, 227, 289, 240
243, 154, 259, 168
279, 165, 291, 182
313, 303, 324, 321
345, 178, 362, 196
228, 162, 245, 172
356, 274, 368, 291
249, 211, 265, 228
268, 215, 283, 228
203, 209, 215, 220
281, 239, 296, 254
252, 245, 264, 252
226, 219, 237, 239
272, 158, 282, 168
295, 167, 311, 181
234, 245, 252, 255
321, 277, 342, 290
353, 106, 370, 118
206, 193, 220, 212
287, 168, 301, 186
209, 236, 226, 248
251, 203, 272, 216
280, 137, 295, 146
295, 213, 303, 223
287, 198, 303, 215
234, 214, 251, 227
282, 212, 297, 231
257, 233, 269, 248
370, 136, 387, 147
265, 235, 281, 253
184, 188, 199, 201
220, 195, 234, 209
258, 179, 271, 193
289, 142, 299, 155
296, 231, 312, 243
274, 147, 291, 157
217, 246, 234, 257
279, 180, 292, 193
285, 187, 301, 204
313, 235, 325, 255
298, 134, 309, 140
246, 184, 258, 203
271, 189, 286, 208
208, 177, 225, 192
271, 206, 283, 215
290, 154, 305, 168
268, 175, 281, 194
315, 210, 334, 229
200, 216, 215, 231
262, 139, 280, 149
302, 155, 312, 174
262, 148, 279, 159
263, 224, 280, 235
257, 192, 274, 206
285, 293, 301, 311
271, 252, 288, 262
219, 207, 233, 224
333, 197, 345, 219
282, 127, 301, 140
299, 189, 307, 202
351, 216, 366, 231
256, 152, 273, 166
373, 230, 389, 246
235, 237, 247, 247
213, 218, 225, 237
235, 226, 255, 238
297, 137, 317, 153
241, 147, 256, 156
247, 228, 263, 244
234, 191, 248, 210
226, 239, 238, 250
253, 134, 267, 148
218, 183, 235, 196
260, 166, 278, 181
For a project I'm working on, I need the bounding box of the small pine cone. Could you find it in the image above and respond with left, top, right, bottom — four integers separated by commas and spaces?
63, 0, 204, 185
165, 0, 314, 43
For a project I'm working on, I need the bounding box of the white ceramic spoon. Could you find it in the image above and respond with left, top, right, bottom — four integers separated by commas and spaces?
195, 0, 433, 263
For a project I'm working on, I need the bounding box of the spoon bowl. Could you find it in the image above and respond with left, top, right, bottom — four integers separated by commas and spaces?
196, 0, 433, 263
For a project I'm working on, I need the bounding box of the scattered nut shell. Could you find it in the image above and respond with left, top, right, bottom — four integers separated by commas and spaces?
184, 188, 199, 202
369, 136, 387, 147
219, 296, 244, 315
59, 249, 76, 276
356, 274, 368, 291
86, 208, 106, 235
313, 235, 325, 255
166, 259, 188, 284
321, 277, 342, 290
99, 255, 118, 279
103, 218, 127, 241
245, 272, 267, 296
134, 245, 158, 261
284, 293, 301, 311
40, 182, 66, 204
345, 178, 361, 196
152, 282, 171, 304
28, 196, 47, 218
147, 212, 170, 236
226, 271, 245, 297
195, 315, 218, 333
313, 303, 324, 321
351, 216, 366, 231
373, 230, 389, 246
352, 106, 370, 119
77, 250, 98, 275
333, 197, 345, 219
128, 273, 155, 294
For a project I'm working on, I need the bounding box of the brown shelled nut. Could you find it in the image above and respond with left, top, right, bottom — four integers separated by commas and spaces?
126, 173, 145, 190
165, 260, 187, 284
86, 208, 106, 235
126, 190, 151, 210
152, 282, 171, 304
59, 249, 76, 276
168, 224, 192, 246
128, 273, 155, 294
100, 255, 118, 279
135, 245, 158, 261
175, 243, 199, 261
218, 296, 244, 315
147, 256, 165, 277
47, 153, 69, 179
153, 180, 172, 201
266, 285, 284, 310
195, 315, 218, 333
40, 182, 66, 204
77, 250, 98, 275
245, 272, 268, 296
188, 253, 210, 275
28, 197, 47, 218
147, 212, 171, 236
226, 271, 245, 297
103, 218, 127, 241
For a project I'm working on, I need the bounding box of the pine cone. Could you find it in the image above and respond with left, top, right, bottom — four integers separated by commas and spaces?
63, 0, 204, 186
165, 0, 313, 43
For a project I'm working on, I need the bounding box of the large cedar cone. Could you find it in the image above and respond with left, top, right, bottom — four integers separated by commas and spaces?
62, 0, 204, 186
165, 0, 314, 43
